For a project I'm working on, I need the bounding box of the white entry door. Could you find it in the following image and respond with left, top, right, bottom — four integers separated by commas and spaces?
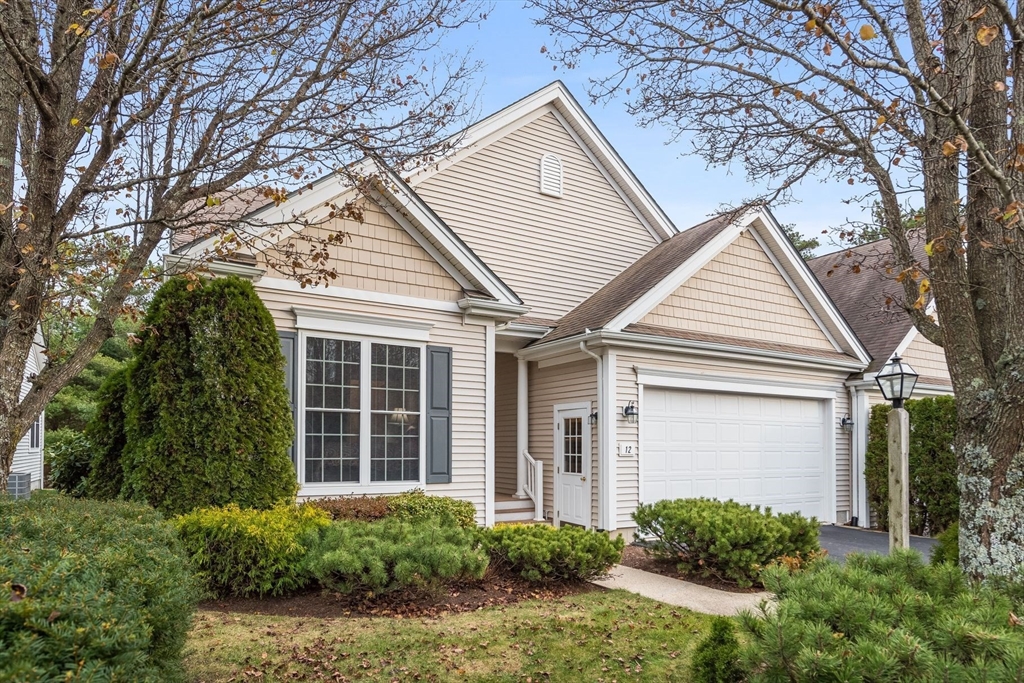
642, 388, 827, 520
555, 406, 590, 527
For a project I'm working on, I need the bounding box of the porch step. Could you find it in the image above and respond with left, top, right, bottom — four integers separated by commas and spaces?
495, 508, 543, 523
495, 495, 535, 512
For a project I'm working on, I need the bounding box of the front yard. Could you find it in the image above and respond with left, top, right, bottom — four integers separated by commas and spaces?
185, 589, 715, 682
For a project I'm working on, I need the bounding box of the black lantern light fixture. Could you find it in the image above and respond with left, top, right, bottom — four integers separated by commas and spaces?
623, 400, 638, 424
588, 411, 598, 425
875, 355, 919, 409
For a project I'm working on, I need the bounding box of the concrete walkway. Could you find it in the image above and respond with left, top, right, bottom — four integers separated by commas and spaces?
592, 565, 771, 617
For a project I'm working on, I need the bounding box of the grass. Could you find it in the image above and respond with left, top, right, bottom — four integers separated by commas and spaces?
185, 589, 715, 682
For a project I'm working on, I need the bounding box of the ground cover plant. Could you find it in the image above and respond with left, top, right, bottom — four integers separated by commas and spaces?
632, 498, 820, 588
185, 590, 714, 682
0, 492, 196, 682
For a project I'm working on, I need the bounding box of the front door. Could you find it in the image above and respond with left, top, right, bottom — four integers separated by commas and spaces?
555, 406, 590, 527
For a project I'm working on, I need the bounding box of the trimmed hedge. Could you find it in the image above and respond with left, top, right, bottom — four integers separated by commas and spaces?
0, 492, 197, 682
302, 518, 488, 595
866, 396, 958, 535
632, 498, 820, 587
305, 489, 477, 528
739, 551, 1024, 680
174, 503, 331, 598
484, 524, 624, 583
84, 363, 130, 501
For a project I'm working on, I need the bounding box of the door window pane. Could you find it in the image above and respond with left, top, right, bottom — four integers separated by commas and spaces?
563, 417, 583, 475
370, 344, 420, 482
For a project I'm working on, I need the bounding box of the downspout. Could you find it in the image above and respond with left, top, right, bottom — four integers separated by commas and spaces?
580, 338, 603, 530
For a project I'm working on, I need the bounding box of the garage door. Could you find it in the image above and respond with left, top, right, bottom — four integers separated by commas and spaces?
642, 388, 826, 519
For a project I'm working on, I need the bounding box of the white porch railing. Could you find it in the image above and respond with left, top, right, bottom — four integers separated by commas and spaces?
522, 450, 544, 521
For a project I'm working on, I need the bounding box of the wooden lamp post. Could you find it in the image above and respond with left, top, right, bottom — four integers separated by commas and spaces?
874, 355, 919, 551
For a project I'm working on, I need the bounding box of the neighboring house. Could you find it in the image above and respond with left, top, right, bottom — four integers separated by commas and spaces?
809, 239, 953, 528
170, 82, 874, 539
8, 329, 46, 494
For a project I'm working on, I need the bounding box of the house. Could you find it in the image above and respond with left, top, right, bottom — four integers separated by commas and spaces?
808, 239, 952, 527
7, 329, 47, 496
170, 82, 875, 539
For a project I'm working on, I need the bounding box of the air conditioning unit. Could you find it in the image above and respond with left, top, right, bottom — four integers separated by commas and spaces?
6, 472, 31, 500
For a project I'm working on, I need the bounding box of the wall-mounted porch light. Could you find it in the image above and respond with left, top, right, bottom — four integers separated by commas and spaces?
588, 411, 598, 425
623, 400, 638, 424
840, 414, 855, 432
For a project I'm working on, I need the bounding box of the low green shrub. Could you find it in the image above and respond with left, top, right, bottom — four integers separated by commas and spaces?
174, 503, 330, 598
931, 521, 960, 566
739, 551, 1024, 681
304, 495, 391, 522
632, 498, 820, 587
44, 427, 93, 496
387, 489, 477, 528
302, 517, 488, 595
484, 523, 624, 583
691, 617, 744, 683
0, 491, 196, 682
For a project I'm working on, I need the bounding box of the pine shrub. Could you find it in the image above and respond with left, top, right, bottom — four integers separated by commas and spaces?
302, 518, 488, 595
122, 276, 297, 516
44, 427, 93, 496
0, 492, 196, 682
632, 498, 820, 588
387, 488, 478, 528
931, 521, 960, 566
691, 617, 744, 683
739, 550, 1024, 681
866, 396, 959, 535
84, 364, 130, 500
484, 523, 624, 583
174, 503, 330, 598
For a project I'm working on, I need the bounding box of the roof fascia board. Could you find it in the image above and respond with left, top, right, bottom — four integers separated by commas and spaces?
753, 209, 873, 364
604, 214, 752, 332
746, 225, 844, 352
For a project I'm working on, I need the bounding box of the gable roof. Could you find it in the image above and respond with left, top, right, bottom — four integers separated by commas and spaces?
807, 235, 927, 374
405, 81, 678, 243
533, 208, 870, 366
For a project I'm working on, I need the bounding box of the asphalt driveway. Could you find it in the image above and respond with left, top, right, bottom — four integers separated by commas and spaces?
820, 525, 938, 563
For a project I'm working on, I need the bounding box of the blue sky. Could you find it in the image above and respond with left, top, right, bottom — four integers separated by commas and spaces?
442, 2, 873, 254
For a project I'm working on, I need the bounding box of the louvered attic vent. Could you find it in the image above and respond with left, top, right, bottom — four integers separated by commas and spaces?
539, 154, 563, 197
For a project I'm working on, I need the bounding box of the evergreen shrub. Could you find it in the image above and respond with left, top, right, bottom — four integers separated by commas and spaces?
739, 551, 1024, 681
305, 495, 392, 522
304, 489, 477, 528
0, 492, 196, 682
174, 503, 330, 598
632, 498, 820, 587
691, 617, 744, 683
84, 364, 130, 500
302, 518, 488, 595
44, 427, 92, 496
931, 521, 960, 566
484, 523, 624, 582
122, 276, 297, 516
866, 396, 958, 535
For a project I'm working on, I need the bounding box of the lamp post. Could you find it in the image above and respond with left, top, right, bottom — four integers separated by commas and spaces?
874, 355, 919, 551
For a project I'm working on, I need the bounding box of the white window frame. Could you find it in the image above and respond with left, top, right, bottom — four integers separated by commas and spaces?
297, 329, 427, 496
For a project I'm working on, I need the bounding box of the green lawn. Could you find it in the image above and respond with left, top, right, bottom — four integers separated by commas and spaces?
185, 589, 714, 682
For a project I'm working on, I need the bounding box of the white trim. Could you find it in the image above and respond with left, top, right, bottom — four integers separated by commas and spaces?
746, 228, 843, 352
535, 351, 593, 368
485, 322, 496, 527
852, 386, 871, 527
600, 349, 617, 530
257, 275, 462, 313
825, 396, 837, 524
552, 401, 593, 529
515, 358, 529, 499
538, 153, 564, 198
163, 253, 267, 281
636, 380, 646, 518
292, 307, 433, 342
752, 210, 872, 364
634, 369, 839, 400
458, 298, 530, 321
605, 216, 750, 331
891, 301, 937, 359
295, 330, 428, 496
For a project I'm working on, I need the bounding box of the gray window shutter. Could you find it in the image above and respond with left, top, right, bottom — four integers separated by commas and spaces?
279, 332, 298, 465
425, 345, 453, 484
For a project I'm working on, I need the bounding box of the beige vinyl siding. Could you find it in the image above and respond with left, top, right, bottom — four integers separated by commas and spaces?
901, 333, 951, 385
259, 200, 464, 302
615, 351, 852, 530
415, 110, 661, 319
494, 352, 518, 496
257, 281, 488, 522
641, 230, 835, 351
11, 348, 43, 489
527, 359, 598, 526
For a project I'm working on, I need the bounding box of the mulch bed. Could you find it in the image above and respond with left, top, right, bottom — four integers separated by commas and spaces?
200, 570, 602, 619
620, 544, 762, 594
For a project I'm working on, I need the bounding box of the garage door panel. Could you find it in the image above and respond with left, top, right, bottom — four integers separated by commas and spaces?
643, 388, 826, 520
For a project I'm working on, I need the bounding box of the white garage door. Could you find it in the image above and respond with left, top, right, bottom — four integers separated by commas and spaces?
642, 388, 827, 520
